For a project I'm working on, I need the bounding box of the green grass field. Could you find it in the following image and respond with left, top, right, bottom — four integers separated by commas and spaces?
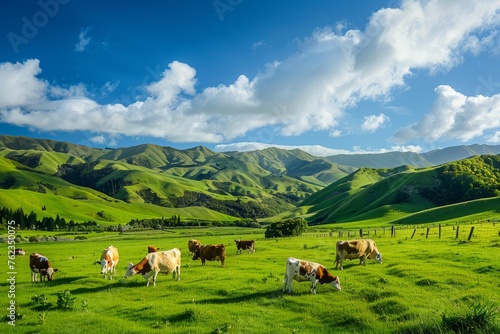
1, 223, 499, 333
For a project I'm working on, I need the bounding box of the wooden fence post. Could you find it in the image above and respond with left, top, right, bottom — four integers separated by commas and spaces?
438, 224, 442, 239
411, 229, 416, 239
360, 229, 363, 237
391, 226, 395, 238
426, 227, 430, 239
455, 226, 459, 239
468, 226, 475, 241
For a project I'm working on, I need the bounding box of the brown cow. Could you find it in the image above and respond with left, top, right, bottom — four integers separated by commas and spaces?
192, 244, 226, 267
148, 245, 160, 253
188, 239, 201, 255
124, 248, 181, 287
334, 239, 382, 270
235, 239, 255, 254
283, 257, 341, 294
29, 253, 58, 282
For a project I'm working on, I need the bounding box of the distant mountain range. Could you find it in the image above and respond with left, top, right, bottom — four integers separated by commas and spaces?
326, 143, 500, 168
1, 134, 499, 225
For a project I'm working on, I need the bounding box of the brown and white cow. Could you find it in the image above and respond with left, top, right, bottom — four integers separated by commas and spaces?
283, 257, 341, 294
148, 245, 160, 253
98, 245, 119, 280
192, 244, 226, 267
334, 239, 382, 270
188, 239, 201, 255
234, 239, 255, 254
124, 248, 181, 287
15, 248, 26, 255
29, 253, 58, 282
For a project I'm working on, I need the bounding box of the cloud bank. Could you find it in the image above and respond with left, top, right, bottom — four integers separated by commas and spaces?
1, 0, 499, 147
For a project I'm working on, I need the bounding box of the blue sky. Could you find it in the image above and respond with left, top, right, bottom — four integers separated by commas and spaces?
1, 0, 500, 156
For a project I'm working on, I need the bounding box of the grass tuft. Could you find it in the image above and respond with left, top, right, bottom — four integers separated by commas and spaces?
441, 301, 499, 333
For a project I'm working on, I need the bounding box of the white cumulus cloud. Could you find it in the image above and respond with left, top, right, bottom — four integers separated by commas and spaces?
1, 0, 500, 144
361, 113, 390, 133
394, 85, 500, 144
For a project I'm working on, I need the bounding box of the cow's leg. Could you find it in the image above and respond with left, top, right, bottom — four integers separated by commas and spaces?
282, 273, 288, 292
310, 279, 317, 295
360, 254, 367, 266
152, 270, 159, 287
339, 253, 344, 270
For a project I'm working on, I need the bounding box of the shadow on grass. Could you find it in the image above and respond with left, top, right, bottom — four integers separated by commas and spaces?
182, 288, 339, 305
68, 280, 142, 294
182, 290, 282, 305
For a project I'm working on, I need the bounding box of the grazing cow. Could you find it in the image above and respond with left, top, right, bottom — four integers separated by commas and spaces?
334, 239, 382, 270
98, 245, 119, 280
188, 239, 201, 255
15, 248, 26, 255
234, 239, 255, 254
283, 258, 341, 294
124, 248, 181, 287
29, 253, 58, 282
148, 245, 160, 253
192, 244, 226, 267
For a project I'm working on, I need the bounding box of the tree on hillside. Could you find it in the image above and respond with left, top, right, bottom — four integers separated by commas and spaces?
265, 218, 308, 238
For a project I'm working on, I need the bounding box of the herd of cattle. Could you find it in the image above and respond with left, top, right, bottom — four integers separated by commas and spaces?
20, 238, 382, 294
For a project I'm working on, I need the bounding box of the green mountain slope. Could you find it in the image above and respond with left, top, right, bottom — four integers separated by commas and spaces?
304, 155, 500, 224
0, 135, 354, 222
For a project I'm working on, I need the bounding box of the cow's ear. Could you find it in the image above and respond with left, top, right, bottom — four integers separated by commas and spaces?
94, 261, 101, 265
54, 269, 59, 272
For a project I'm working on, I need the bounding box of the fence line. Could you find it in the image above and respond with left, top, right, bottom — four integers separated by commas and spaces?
305, 220, 499, 241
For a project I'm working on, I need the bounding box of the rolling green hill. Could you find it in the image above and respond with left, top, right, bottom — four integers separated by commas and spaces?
304, 155, 500, 225
0, 135, 353, 224
2, 135, 500, 227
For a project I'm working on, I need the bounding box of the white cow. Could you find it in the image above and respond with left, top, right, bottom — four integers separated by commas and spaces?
334, 239, 382, 270
124, 248, 181, 286
283, 257, 341, 294
98, 245, 119, 280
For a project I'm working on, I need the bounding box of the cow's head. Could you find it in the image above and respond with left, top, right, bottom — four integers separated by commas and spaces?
376, 253, 382, 264
329, 275, 341, 291
43, 268, 58, 281
100, 259, 110, 274
192, 248, 201, 261
123, 262, 136, 278
234, 239, 240, 244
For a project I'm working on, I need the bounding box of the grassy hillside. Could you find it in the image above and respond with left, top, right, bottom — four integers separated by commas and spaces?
1, 224, 499, 333
1, 136, 347, 223
304, 155, 500, 225
2, 135, 500, 228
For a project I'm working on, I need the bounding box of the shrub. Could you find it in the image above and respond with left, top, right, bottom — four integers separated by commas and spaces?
29, 236, 39, 242
57, 290, 76, 310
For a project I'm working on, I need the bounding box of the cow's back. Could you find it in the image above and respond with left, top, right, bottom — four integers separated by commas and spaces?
149, 248, 181, 272
337, 240, 370, 258
101, 245, 119, 261
30, 253, 48, 270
